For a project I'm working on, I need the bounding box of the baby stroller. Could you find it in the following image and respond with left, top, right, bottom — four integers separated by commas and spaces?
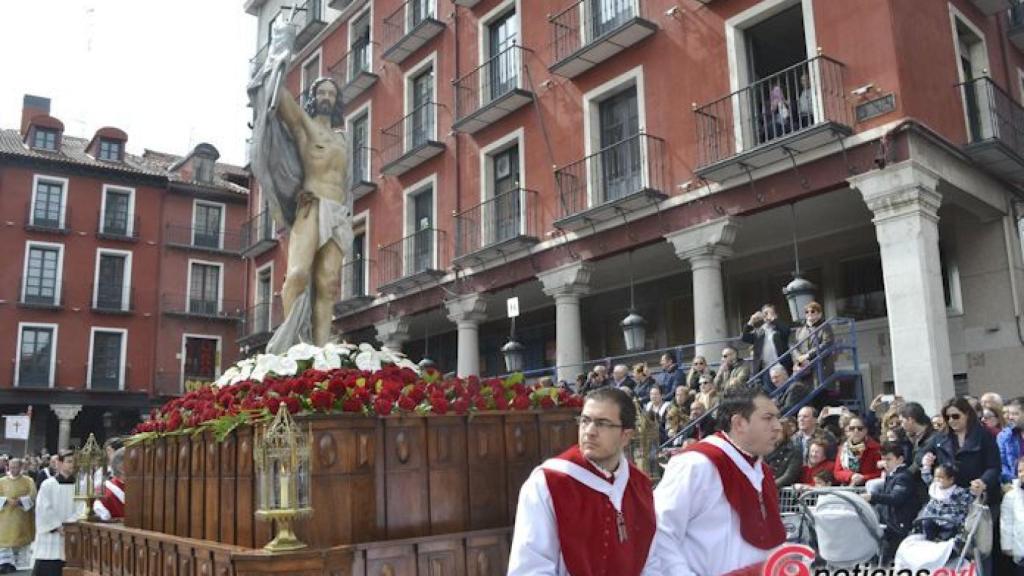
893, 494, 992, 576
792, 488, 883, 568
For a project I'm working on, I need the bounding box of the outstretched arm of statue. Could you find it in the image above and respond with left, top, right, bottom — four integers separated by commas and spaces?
275, 83, 308, 143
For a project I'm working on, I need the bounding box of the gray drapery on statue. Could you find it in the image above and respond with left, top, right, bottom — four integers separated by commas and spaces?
247, 16, 353, 355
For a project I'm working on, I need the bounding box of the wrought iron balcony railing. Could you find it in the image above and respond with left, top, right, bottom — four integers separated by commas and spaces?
454, 188, 539, 260
694, 55, 851, 171
24, 202, 71, 235
342, 256, 373, 301
18, 278, 64, 310
328, 44, 379, 103
381, 102, 445, 176
382, 0, 444, 63
239, 298, 283, 342
96, 213, 139, 242
549, 0, 655, 77
453, 45, 533, 133
378, 228, 448, 290
958, 76, 1024, 181
91, 283, 135, 314
161, 293, 243, 320
240, 210, 277, 258
554, 132, 666, 220
249, 42, 269, 78
164, 224, 243, 254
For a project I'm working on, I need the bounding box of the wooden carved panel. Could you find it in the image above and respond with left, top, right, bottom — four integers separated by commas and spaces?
417, 539, 465, 576
136, 543, 149, 576
465, 533, 510, 576
124, 444, 143, 529
90, 527, 101, 573
140, 443, 154, 531
152, 440, 166, 534
178, 550, 194, 576
219, 432, 237, 545
176, 439, 191, 537
467, 416, 507, 530
65, 524, 82, 568
204, 431, 220, 543
503, 416, 539, 523
190, 435, 205, 540
235, 426, 255, 548
538, 413, 577, 461
165, 436, 178, 536
383, 419, 428, 540
365, 544, 416, 576
111, 533, 123, 576
426, 418, 467, 535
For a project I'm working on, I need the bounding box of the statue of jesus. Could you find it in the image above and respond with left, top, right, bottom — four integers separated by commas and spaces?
249, 16, 353, 353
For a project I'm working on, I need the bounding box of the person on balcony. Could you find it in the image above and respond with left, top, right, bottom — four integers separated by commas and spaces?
670, 385, 693, 415
797, 72, 815, 130
766, 417, 802, 488
694, 376, 719, 413
684, 356, 715, 392
793, 301, 835, 401
632, 363, 658, 400
612, 364, 637, 395
793, 406, 838, 463
741, 304, 792, 383
713, 347, 750, 392
645, 387, 671, 444
646, 387, 786, 576
509, 388, 656, 576
797, 439, 835, 488
654, 353, 685, 396
686, 402, 716, 442
833, 416, 882, 486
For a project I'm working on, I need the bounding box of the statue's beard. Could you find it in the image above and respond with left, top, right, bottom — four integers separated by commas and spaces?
316, 100, 333, 116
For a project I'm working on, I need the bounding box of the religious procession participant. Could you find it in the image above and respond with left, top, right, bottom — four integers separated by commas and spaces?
93, 448, 125, 522
33, 451, 80, 576
0, 459, 36, 573
645, 387, 787, 576
508, 387, 656, 575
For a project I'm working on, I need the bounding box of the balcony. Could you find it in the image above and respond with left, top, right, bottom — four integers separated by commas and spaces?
380, 102, 445, 176
351, 146, 378, 200
96, 214, 139, 242
161, 293, 243, 321
1010, 3, 1024, 52
294, 0, 328, 50
240, 210, 277, 259
238, 297, 283, 348
549, 0, 657, 79
335, 257, 376, 315
249, 42, 269, 79
553, 132, 667, 232
453, 188, 539, 266
24, 203, 71, 235
328, 0, 368, 19
382, 0, 445, 64
959, 76, 1024, 182
328, 46, 379, 104
18, 280, 64, 311
453, 45, 534, 134
164, 224, 242, 255
452, 0, 481, 5
694, 55, 853, 182
968, 0, 1013, 14
377, 228, 448, 294
91, 284, 135, 315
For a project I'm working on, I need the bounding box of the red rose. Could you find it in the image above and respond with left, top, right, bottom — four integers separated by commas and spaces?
430, 396, 449, 415
270, 379, 292, 397
342, 397, 364, 413
354, 386, 371, 401
474, 397, 489, 411
397, 395, 417, 412
282, 396, 301, 414
512, 394, 531, 411
495, 395, 509, 410
373, 397, 394, 416
539, 396, 556, 409
408, 384, 427, 403
327, 377, 346, 397
166, 411, 183, 431
310, 389, 335, 412
292, 377, 314, 396
266, 397, 283, 415
453, 398, 469, 415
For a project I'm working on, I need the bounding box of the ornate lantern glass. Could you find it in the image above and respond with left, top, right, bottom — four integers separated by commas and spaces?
255, 405, 312, 552
501, 339, 525, 373
621, 312, 647, 353
783, 275, 817, 323
73, 433, 106, 521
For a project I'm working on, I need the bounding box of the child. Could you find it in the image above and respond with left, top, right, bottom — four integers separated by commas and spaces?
918, 463, 973, 542
812, 469, 834, 488
1001, 458, 1024, 574
862, 442, 920, 562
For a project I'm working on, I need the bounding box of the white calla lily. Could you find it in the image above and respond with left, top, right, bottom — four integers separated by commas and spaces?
286, 342, 321, 361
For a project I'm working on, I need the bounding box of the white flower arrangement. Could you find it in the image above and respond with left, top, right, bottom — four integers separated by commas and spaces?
214, 342, 419, 387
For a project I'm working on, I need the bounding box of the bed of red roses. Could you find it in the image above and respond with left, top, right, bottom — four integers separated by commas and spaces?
131, 365, 583, 441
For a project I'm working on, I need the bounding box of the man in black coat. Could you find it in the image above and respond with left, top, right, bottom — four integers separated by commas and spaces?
740, 304, 793, 380
863, 442, 921, 563
899, 401, 935, 505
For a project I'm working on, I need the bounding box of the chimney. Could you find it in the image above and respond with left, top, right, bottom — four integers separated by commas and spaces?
20, 95, 51, 136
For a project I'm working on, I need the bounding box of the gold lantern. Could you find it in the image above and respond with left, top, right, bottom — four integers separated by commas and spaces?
254, 405, 312, 552
630, 399, 662, 482
73, 433, 106, 521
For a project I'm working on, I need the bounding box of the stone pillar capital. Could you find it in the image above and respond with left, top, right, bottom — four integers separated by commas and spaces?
538, 261, 593, 299
849, 161, 943, 224
665, 217, 740, 264
375, 317, 412, 351
52, 404, 83, 421
445, 292, 489, 327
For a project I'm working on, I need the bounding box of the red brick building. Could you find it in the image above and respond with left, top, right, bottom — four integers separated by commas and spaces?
0, 96, 248, 453
242, 0, 1024, 415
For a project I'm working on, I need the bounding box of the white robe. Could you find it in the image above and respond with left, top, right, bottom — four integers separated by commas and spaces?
643, 435, 772, 576
508, 453, 655, 576
33, 477, 80, 561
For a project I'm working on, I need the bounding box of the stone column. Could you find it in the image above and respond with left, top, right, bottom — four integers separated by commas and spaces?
374, 317, 412, 353
52, 404, 83, 451
850, 161, 954, 415
665, 217, 740, 362
445, 293, 489, 378
538, 261, 593, 384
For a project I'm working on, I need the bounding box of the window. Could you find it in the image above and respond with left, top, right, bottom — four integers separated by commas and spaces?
31, 177, 65, 229
302, 52, 321, 97
409, 186, 434, 273
98, 139, 122, 161
486, 8, 519, 103
350, 231, 367, 297
17, 324, 56, 387
89, 329, 125, 390
351, 112, 370, 183
193, 202, 223, 249
409, 0, 433, 29
952, 10, 990, 143
836, 254, 887, 321
32, 128, 58, 151
409, 65, 434, 148
101, 186, 133, 236
490, 145, 521, 244
255, 266, 273, 333
95, 251, 130, 311
597, 86, 641, 202
189, 262, 221, 315
183, 336, 219, 391
22, 243, 62, 306
194, 157, 214, 184
350, 10, 372, 78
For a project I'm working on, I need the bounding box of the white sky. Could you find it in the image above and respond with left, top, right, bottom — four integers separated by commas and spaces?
0, 0, 256, 166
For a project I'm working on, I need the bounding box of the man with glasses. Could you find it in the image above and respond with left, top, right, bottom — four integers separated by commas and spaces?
741, 304, 792, 382
646, 387, 785, 576
509, 387, 656, 575
998, 397, 1024, 485
713, 347, 750, 392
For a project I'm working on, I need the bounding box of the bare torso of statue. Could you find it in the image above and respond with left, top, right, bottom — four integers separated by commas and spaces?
275, 78, 349, 346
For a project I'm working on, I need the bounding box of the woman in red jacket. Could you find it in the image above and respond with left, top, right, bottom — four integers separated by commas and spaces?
833, 416, 882, 486
801, 438, 834, 485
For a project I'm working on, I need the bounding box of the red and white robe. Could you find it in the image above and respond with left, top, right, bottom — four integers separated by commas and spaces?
93, 477, 125, 521
508, 444, 656, 576
644, 433, 786, 576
